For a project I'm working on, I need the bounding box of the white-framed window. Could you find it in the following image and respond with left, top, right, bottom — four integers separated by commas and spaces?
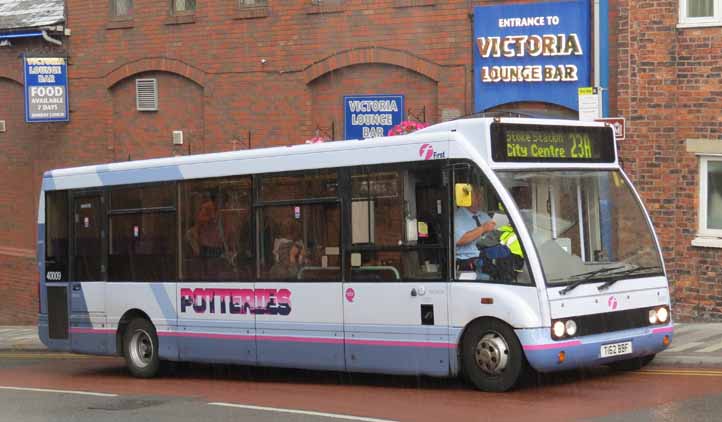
679, 0, 722, 27
698, 156, 722, 238
111, 0, 132, 17
239, 0, 267, 6
172, 0, 196, 14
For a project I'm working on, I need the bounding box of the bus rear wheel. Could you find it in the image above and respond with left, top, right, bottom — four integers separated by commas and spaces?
462, 319, 524, 392
123, 318, 160, 378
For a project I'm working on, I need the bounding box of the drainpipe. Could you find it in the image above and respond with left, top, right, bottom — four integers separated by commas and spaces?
41, 29, 62, 46
594, 0, 610, 117
593, 0, 602, 117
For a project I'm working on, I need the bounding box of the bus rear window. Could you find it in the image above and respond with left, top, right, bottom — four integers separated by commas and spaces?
45, 191, 68, 281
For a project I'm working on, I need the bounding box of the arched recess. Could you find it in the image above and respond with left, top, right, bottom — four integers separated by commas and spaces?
304, 47, 441, 85
105, 57, 207, 90
305, 48, 441, 139
0, 73, 23, 86
109, 71, 204, 160
0, 77, 36, 250
485, 101, 578, 120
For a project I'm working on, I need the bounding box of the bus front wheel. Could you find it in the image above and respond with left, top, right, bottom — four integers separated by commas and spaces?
462, 319, 524, 392
123, 318, 160, 378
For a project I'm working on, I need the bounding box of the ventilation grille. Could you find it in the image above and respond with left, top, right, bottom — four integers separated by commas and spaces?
136, 79, 158, 111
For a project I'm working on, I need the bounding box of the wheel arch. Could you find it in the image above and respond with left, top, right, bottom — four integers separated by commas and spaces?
456, 316, 524, 374
116, 309, 154, 355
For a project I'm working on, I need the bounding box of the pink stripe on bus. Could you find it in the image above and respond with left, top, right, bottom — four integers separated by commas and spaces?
69, 328, 115, 335
345, 339, 455, 349
257, 336, 344, 345
72, 328, 456, 349
523, 340, 582, 351
651, 326, 674, 334
158, 331, 254, 341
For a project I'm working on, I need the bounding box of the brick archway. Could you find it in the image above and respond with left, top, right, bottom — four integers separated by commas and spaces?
0, 73, 23, 86
304, 47, 442, 84
104, 57, 207, 89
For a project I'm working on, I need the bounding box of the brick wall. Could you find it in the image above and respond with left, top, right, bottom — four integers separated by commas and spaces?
616, 0, 722, 321
0, 252, 37, 324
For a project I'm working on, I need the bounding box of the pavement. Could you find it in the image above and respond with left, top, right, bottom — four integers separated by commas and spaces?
2, 323, 722, 366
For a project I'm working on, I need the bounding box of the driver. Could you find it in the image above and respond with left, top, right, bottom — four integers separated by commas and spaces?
455, 183, 496, 273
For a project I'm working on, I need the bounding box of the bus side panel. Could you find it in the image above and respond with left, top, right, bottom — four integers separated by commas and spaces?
256, 283, 345, 371
343, 282, 451, 377
105, 283, 179, 360
176, 283, 256, 365
449, 283, 542, 359
69, 282, 109, 355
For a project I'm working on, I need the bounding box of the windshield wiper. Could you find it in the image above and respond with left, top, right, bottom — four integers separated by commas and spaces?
556, 265, 626, 296
596, 266, 662, 291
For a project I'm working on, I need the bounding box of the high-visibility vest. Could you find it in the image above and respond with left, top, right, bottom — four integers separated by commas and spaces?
499, 225, 523, 258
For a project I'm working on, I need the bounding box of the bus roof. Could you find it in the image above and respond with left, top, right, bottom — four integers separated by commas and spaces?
42, 117, 612, 191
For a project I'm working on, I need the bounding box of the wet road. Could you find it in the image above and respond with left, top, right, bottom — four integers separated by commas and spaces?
0, 353, 721, 422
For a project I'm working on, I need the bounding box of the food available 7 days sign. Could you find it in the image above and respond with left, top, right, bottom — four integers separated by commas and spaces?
24, 57, 69, 122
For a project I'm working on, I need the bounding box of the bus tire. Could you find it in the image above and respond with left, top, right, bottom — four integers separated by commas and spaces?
462, 319, 524, 392
608, 354, 655, 371
123, 318, 160, 378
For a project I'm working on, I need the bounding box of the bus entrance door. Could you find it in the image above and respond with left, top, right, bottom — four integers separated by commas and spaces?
69, 193, 108, 354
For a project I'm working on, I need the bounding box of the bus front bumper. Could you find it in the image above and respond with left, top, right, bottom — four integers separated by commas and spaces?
516, 324, 673, 373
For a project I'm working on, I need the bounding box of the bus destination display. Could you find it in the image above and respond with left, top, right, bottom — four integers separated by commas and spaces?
490, 123, 616, 163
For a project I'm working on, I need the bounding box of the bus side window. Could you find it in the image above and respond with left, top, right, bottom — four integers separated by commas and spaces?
180, 177, 254, 281
108, 184, 177, 282
257, 170, 341, 281
349, 163, 447, 281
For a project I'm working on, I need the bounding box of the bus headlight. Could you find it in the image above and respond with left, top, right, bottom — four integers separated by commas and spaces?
565, 320, 578, 337
552, 321, 566, 339
657, 306, 669, 323
648, 309, 658, 324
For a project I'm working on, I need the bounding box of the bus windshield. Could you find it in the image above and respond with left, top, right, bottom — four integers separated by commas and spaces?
497, 170, 664, 287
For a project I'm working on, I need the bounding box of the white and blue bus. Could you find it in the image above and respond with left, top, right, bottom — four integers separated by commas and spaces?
38, 117, 673, 392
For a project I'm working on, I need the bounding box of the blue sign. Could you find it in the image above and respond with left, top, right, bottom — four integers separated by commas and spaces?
24, 57, 69, 122
344, 95, 404, 140
473, 0, 590, 112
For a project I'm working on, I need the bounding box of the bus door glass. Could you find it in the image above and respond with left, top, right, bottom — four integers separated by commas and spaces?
70, 192, 107, 352
343, 162, 450, 376
45, 191, 69, 340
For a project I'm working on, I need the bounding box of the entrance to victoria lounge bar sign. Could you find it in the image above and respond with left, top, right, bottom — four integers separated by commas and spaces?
473, 0, 591, 113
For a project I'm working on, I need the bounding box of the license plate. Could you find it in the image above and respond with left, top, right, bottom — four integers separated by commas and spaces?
600, 341, 633, 358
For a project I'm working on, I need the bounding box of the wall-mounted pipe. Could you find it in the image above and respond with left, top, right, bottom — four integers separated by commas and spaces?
41, 30, 62, 46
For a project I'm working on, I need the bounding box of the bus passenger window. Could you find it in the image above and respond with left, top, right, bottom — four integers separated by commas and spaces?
108, 184, 177, 282
350, 163, 447, 281
180, 177, 253, 281
258, 203, 340, 281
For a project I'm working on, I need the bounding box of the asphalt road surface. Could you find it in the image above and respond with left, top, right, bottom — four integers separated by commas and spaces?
0, 353, 721, 422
